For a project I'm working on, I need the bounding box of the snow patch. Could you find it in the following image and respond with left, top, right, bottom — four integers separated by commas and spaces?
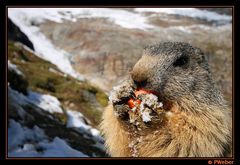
8, 8, 154, 30
8, 86, 63, 114
37, 137, 88, 157
66, 110, 101, 137
90, 128, 100, 137
66, 110, 105, 151
8, 60, 23, 76
8, 8, 85, 81
8, 119, 88, 157
9, 8, 231, 32
27, 91, 63, 114
66, 110, 90, 130
8, 119, 47, 151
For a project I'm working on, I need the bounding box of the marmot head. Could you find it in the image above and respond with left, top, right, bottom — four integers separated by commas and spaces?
131, 42, 222, 105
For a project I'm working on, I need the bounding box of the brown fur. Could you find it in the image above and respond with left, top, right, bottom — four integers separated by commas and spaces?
101, 100, 231, 157
100, 42, 232, 157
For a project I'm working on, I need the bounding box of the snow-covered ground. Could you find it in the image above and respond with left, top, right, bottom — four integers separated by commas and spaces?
8, 86, 105, 157
8, 8, 85, 81
8, 85, 63, 114
66, 110, 104, 150
8, 119, 88, 157
8, 8, 231, 31
66, 110, 100, 137
27, 91, 63, 114
8, 8, 154, 30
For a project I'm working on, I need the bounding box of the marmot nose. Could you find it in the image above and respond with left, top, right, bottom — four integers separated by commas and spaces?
131, 72, 148, 88
134, 79, 148, 88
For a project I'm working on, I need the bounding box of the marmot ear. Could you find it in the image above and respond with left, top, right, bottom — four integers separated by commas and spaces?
195, 48, 208, 63
197, 53, 210, 72
201, 53, 211, 66
201, 54, 207, 62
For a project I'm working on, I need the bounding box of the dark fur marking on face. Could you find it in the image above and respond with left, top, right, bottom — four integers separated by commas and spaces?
173, 55, 189, 67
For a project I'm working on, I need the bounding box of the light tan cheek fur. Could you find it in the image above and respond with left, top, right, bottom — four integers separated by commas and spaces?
100, 105, 131, 157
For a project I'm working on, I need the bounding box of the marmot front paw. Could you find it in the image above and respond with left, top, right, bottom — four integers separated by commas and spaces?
109, 80, 165, 127
109, 80, 134, 120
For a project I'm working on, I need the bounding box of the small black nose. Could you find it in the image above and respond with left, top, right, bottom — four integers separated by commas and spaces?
131, 65, 149, 88
133, 79, 148, 88
131, 71, 148, 88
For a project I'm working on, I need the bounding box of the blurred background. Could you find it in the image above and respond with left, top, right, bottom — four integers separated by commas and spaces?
7, 8, 232, 157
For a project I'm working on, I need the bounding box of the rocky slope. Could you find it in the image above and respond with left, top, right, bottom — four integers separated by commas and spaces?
32, 8, 232, 106
8, 18, 34, 50
8, 41, 108, 126
8, 41, 108, 157
40, 9, 232, 105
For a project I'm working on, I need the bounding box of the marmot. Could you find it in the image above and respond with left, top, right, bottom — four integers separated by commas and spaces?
100, 42, 232, 157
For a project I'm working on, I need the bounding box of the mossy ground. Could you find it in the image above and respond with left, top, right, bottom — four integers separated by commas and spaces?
8, 41, 108, 127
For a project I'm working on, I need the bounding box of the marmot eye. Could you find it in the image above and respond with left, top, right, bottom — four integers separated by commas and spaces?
173, 56, 189, 67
